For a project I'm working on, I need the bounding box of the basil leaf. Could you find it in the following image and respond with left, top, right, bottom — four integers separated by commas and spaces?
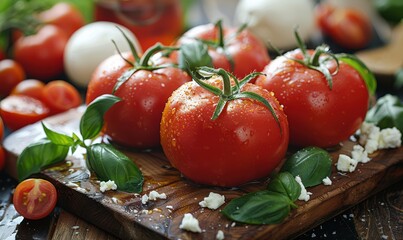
336, 53, 377, 95
80, 94, 121, 140
178, 41, 213, 76
42, 122, 74, 146
222, 190, 293, 225
365, 94, 403, 139
17, 139, 69, 181
281, 147, 332, 187
86, 143, 143, 193
267, 172, 301, 202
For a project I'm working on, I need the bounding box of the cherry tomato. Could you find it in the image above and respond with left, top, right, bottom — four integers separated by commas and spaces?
13, 178, 57, 220
172, 22, 270, 80
13, 25, 68, 80
255, 48, 370, 147
0, 59, 26, 98
38, 2, 85, 37
315, 3, 372, 50
11, 79, 45, 100
160, 71, 289, 187
87, 51, 191, 149
41, 80, 82, 114
0, 146, 5, 171
0, 95, 50, 130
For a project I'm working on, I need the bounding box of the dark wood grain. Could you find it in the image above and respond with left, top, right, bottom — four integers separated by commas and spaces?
3, 107, 403, 240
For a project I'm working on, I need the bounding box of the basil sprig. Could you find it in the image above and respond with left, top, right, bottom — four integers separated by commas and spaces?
365, 94, 403, 140
281, 147, 332, 187
223, 147, 332, 224
16, 94, 144, 193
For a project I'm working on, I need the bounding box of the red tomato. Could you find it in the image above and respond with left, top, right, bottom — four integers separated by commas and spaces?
0, 95, 50, 130
160, 74, 289, 187
13, 178, 57, 220
0, 117, 3, 140
315, 3, 372, 49
13, 25, 68, 80
0, 59, 25, 98
255, 49, 369, 147
87, 52, 191, 148
11, 79, 45, 100
172, 22, 270, 80
41, 80, 82, 114
38, 2, 85, 37
0, 48, 5, 61
0, 146, 5, 171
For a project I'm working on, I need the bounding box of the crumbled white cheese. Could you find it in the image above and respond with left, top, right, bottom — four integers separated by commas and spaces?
322, 176, 332, 186
336, 154, 358, 172
141, 190, 167, 204
378, 127, 402, 149
351, 145, 371, 163
99, 180, 117, 192
166, 205, 174, 210
199, 192, 225, 210
179, 213, 202, 233
295, 176, 312, 201
216, 230, 225, 240
141, 194, 149, 204
148, 190, 167, 201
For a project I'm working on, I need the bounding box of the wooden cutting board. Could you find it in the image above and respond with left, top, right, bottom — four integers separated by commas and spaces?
4, 107, 403, 240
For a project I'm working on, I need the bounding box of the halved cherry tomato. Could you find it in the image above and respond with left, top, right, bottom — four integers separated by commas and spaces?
0, 95, 50, 130
13, 178, 57, 220
0, 146, 5, 171
37, 2, 85, 37
41, 80, 82, 114
11, 79, 46, 100
0, 59, 26, 98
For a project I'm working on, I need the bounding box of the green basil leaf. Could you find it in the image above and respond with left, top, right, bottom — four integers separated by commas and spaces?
42, 122, 74, 146
281, 147, 332, 187
336, 53, 377, 95
267, 172, 301, 202
222, 190, 293, 225
178, 41, 213, 76
86, 143, 143, 193
365, 94, 403, 139
17, 139, 69, 181
80, 94, 121, 140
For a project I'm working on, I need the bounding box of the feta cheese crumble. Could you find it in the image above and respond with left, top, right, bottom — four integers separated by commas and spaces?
216, 230, 225, 240
295, 176, 312, 201
179, 213, 202, 233
359, 122, 402, 154
322, 176, 332, 186
351, 145, 371, 163
141, 190, 167, 204
99, 180, 117, 192
199, 192, 225, 210
336, 154, 358, 172
378, 127, 402, 149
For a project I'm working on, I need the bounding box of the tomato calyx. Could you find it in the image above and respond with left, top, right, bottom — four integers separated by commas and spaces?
112, 27, 179, 93
191, 66, 282, 131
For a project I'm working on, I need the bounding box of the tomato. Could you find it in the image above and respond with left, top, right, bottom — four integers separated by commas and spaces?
0, 59, 26, 98
11, 79, 45, 100
13, 178, 57, 220
0, 48, 5, 61
172, 21, 270, 80
13, 25, 68, 80
37, 2, 85, 37
0, 95, 50, 130
0, 146, 5, 171
0, 117, 3, 140
41, 80, 82, 114
255, 48, 370, 147
315, 3, 372, 50
87, 48, 191, 149
160, 69, 289, 187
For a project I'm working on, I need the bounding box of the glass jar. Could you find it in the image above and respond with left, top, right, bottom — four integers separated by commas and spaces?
94, 0, 184, 50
